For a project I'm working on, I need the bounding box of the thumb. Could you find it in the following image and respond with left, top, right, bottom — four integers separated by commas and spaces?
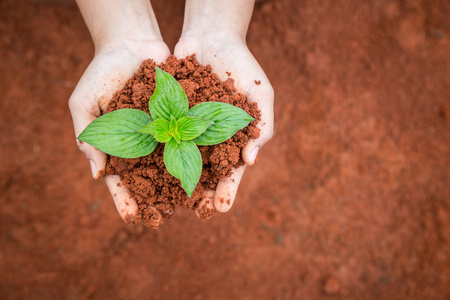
77, 140, 107, 180
242, 125, 273, 166
242, 84, 274, 166
69, 96, 107, 180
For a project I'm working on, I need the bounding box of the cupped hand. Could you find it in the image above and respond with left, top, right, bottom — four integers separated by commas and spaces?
69, 39, 170, 223
174, 33, 274, 218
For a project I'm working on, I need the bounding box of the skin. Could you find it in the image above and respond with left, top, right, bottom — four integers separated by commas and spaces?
69, 0, 274, 223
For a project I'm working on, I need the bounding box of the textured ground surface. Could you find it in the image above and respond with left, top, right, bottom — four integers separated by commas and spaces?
1, 0, 449, 299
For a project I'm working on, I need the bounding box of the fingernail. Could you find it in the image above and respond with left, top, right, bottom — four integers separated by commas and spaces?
89, 160, 97, 179
250, 147, 260, 164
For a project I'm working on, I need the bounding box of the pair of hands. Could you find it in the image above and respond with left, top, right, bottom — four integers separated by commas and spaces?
69, 3, 273, 223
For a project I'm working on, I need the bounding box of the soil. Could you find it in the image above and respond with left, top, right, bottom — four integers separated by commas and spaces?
1, 0, 450, 299
104, 55, 260, 228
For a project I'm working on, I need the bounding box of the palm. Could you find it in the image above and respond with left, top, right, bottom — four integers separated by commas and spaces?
69, 41, 170, 222
175, 36, 274, 215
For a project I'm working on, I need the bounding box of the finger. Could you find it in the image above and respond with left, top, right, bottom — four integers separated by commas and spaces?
104, 175, 139, 224
80, 142, 107, 180
141, 206, 164, 229
214, 165, 246, 213
195, 190, 216, 220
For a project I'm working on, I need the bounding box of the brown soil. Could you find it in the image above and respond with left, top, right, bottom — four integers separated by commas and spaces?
1, 0, 450, 299
104, 55, 260, 228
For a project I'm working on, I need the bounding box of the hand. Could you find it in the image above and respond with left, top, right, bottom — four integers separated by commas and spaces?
175, 33, 274, 218
70, 0, 171, 223
69, 39, 170, 222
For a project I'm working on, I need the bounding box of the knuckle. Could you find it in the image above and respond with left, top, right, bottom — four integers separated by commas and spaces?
68, 96, 88, 115
68, 93, 101, 116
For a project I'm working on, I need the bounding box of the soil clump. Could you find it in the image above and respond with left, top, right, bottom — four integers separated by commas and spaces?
105, 55, 260, 228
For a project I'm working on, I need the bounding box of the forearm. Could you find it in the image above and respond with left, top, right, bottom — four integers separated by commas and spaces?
181, 0, 255, 40
75, 0, 163, 50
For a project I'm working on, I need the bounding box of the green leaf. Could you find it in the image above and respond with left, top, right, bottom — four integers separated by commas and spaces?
187, 102, 255, 145
78, 109, 157, 158
164, 139, 202, 197
177, 116, 214, 141
169, 115, 181, 143
169, 115, 178, 133
138, 118, 172, 143
149, 67, 189, 121
172, 130, 181, 144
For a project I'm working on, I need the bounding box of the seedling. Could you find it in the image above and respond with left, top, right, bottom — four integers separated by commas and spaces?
79, 67, 254, 197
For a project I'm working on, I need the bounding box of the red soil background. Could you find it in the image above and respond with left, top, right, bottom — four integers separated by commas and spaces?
1, 0, 449, 299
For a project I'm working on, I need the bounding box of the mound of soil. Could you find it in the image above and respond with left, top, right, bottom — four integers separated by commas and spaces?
104, 55, 261, 228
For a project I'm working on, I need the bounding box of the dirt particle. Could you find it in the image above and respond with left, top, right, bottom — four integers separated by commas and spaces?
123, 213, 140, 225
438, 107, 449, 120
226, 71, 231, 76
274, 234, 283, 245
428, 30, 444, 39
142, 206, 164, 229
324, 278, 340, 295
197, 203, 216, 220
223, 78, 236, 92
96, 169, 105, 180
160, 204, 175, 218
255, 80, 261, 85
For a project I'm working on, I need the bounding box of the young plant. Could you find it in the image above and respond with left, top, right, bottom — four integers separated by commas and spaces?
79, 67, 254, 197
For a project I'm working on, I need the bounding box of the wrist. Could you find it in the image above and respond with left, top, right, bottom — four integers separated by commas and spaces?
76, 0, 163, 55
181, 0, 254, 43
93, 31, 163, 51
180, 28, 245, 44
94, 35, 164, 56
94, 37, 169, 65
176, 30, 247, 61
